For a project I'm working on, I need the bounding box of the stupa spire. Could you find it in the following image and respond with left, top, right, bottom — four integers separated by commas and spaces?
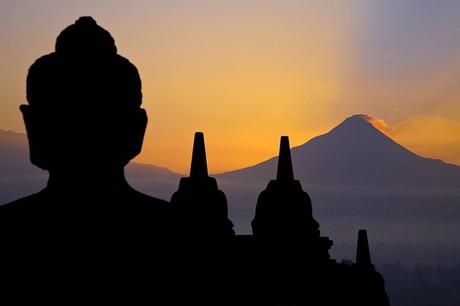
276, 136, 294, 181
190, 132, 208, 178
356, 229, 372, 266
171, 132, 235, 238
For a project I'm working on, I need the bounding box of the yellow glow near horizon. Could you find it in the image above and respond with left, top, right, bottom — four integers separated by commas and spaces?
1, 1, 460, 174
125, 3, 352, 173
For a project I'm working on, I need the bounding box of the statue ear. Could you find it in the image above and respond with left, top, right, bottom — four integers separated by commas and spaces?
124, 108, 147, 163
138, 108, 148, 132
20, 104, 32, 129
20, 104, 51, 170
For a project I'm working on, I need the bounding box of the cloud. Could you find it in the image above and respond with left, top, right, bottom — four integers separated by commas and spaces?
392, 115, 460, 166
358, 114, 394, 137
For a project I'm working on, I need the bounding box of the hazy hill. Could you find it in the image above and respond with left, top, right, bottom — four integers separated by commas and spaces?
1, 115, 460, 265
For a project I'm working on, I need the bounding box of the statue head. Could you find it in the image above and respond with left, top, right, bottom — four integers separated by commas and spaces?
22, 17, 147, 172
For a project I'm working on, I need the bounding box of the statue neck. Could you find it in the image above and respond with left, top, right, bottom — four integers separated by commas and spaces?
46, 166, 130, 194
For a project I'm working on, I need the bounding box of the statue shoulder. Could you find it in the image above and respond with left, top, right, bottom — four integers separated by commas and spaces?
0, 190, 47, 211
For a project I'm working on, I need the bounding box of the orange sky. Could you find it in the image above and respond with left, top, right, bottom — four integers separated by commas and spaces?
1, 1, 460, 174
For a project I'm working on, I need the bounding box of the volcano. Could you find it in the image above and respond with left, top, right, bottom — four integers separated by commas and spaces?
218, 114, 460, 190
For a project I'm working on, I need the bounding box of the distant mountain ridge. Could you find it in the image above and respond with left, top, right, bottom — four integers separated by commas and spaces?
0, 129, 42, 177
3, 115, 459, 190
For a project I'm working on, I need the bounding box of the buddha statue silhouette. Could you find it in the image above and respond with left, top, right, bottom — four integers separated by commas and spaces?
0, 17, 170, 246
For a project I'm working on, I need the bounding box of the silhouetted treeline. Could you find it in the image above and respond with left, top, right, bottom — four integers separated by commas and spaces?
380, 262, 460, 306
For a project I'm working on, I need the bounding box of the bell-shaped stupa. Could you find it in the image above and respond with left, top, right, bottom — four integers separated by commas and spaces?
171, 132, 235, 239
252, 136, 332, 259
